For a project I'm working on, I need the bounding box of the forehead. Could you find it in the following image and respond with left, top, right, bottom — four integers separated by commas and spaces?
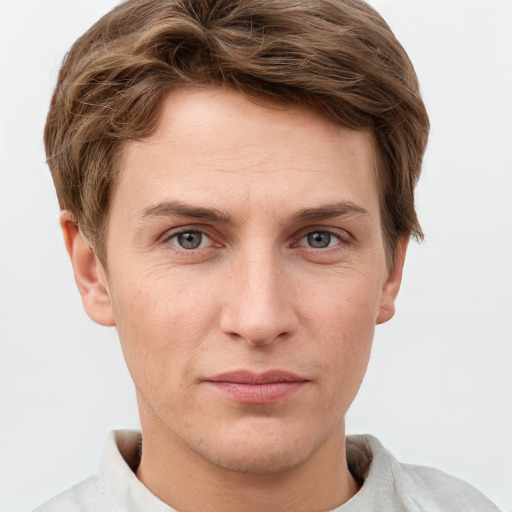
114, 86, 379, 222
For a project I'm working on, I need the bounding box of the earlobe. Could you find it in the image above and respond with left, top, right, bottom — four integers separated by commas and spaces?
60, 211, 115, 327
376, 236, 408, 325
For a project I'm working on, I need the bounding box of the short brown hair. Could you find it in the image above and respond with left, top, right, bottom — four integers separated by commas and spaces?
45, 0, 429, 264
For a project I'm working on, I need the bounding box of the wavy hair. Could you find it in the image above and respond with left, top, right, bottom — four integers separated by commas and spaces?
45, 0, 429, 264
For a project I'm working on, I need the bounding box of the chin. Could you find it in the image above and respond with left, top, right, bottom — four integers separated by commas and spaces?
184, 417, 334, 475
198, 438, 314, 474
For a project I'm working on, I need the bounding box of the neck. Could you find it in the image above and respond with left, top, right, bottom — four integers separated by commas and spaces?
135, 414, 359, 512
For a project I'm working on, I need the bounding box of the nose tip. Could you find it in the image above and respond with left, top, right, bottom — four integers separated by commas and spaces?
222, 315, 291, 346
219, 259, 298, 346
220, 292, 297, 346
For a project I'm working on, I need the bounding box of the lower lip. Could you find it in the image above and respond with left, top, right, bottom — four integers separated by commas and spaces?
206, 381, 306, 404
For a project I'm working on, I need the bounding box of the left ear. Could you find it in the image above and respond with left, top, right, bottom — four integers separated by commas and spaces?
376, 236, 408, 325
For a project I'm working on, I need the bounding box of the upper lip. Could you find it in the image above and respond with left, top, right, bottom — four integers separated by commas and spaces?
205, 370, 308, 384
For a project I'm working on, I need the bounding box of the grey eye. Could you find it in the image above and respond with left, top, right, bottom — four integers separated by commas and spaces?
307, 231, 333, 248
176, 231, 203, 249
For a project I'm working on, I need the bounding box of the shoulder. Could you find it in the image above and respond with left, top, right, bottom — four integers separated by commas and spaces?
395, 462, 501, 511
344, 434, 501, 512
33, 474, 109, 512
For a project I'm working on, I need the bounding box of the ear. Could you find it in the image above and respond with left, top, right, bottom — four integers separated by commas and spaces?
60, 211, 115, 327
376, 236, 408, 325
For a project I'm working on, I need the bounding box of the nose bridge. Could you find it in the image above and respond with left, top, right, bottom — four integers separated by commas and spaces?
220, 244, 297, 345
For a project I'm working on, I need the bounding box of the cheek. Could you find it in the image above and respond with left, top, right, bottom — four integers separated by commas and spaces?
109, 268, 220, 391
302, 268, 383, 338
315, 325, 374, 423
302, 273, 381, 400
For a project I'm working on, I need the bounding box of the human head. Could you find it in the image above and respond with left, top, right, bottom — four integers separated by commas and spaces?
45, 0, 429, 266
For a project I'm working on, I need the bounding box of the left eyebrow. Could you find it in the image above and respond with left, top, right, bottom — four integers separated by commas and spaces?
291, 201, 370, 223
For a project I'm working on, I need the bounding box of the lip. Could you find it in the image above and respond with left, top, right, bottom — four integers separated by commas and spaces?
204, 370, 308, 405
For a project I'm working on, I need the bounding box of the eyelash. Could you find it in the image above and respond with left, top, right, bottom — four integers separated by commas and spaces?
159, 227, 219, 256
292, 229, 351, 251
159, 226, 352, 255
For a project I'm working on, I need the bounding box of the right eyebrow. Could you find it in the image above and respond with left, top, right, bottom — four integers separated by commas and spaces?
291, 201, 370, 223
139, 200, 232, 224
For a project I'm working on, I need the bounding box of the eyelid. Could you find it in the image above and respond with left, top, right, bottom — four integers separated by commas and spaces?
170, 231, 210, 250
156, 224, 352, 252
158, 225, 220, 247
291, 226, 352, 247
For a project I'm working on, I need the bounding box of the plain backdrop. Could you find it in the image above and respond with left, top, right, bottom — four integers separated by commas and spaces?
1, 1, 511, 511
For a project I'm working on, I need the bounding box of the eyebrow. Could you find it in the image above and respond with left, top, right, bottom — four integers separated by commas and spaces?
139, 200, 369, 224
291, 201, 370, 223
140, 201, 231, 223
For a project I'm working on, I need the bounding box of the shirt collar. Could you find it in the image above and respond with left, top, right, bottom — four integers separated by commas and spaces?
99, 430, 176, 512
99, 429, 385, 511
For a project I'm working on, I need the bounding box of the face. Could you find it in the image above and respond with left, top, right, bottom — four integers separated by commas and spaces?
71, 86, 405, 474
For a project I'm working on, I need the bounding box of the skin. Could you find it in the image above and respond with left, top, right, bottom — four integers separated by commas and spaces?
62, 86, 407, 512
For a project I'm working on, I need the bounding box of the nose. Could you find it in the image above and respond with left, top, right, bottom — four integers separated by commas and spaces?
219, 250, 299, 346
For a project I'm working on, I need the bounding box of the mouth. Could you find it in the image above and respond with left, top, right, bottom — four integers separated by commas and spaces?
204, 370, 309, 405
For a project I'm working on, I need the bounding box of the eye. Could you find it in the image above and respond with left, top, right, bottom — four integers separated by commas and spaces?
299, 230, 344, 249
168, 230, 211, 250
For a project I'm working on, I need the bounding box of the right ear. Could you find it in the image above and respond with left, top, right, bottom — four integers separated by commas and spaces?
60, 211, 115, 327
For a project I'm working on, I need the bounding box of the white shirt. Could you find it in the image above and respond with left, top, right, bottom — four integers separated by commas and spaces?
35, 430, 501, 511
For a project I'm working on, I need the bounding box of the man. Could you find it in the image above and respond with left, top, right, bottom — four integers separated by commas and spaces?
36, 0, 501, 510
